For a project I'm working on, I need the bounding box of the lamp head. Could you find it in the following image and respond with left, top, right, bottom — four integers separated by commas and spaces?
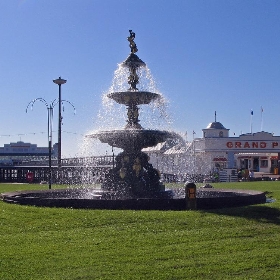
53, 76, 67, 85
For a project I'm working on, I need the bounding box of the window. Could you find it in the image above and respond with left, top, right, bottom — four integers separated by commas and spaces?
271, 159, 278, 168
260, 160, 268, 167
219, 131, 223, 137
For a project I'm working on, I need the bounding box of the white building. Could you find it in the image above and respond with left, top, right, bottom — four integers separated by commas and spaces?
144, 120, 280, 177
0, 141, 58, 164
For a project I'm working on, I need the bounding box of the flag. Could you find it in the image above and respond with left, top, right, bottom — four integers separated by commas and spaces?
251, 110, 253, 115
193, 130, 196, 135
261, 106, 264, 112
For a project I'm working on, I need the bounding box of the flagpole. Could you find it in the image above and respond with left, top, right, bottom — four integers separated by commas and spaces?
192, 130, 196, 174
261, 107, 263, 131
250, 110, 253, 134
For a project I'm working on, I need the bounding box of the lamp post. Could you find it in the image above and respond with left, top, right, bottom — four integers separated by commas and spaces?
26, 98, 75, 188
112, 145, 115, 168
53, 77, 67, 168
26, 98, 56, 189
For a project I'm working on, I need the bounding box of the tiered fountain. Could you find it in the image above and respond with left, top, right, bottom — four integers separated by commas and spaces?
86, 30, 174, 199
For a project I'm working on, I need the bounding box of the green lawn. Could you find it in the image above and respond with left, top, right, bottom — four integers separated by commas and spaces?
1, 181, 280, 280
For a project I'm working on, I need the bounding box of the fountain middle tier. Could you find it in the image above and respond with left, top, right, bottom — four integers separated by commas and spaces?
86, 129, 174, 152
107, 91, 160, 105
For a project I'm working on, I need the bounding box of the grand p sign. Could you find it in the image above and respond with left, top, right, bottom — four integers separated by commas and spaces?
226, 141, 279, 149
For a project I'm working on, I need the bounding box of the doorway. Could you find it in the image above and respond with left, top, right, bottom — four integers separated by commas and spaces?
253, 157, 259, 172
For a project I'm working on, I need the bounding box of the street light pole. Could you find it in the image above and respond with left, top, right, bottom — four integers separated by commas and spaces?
26, 98, 75, 187
47, 106, 53, 189
53, 77, 67, 168
112, 145, 115, 168
26, 98, 56, 189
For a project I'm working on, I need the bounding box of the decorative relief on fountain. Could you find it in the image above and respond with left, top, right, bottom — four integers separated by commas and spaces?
119, 166, 126, 179
133, 158, 142, 177
128, 67, 139, 91
126, 104, 141, 129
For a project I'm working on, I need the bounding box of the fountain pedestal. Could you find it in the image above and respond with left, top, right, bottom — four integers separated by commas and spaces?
102, 151, 167, 197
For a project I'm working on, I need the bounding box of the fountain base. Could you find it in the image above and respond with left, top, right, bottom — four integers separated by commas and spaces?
1, 188, 266, 210
101, 150, 167, 197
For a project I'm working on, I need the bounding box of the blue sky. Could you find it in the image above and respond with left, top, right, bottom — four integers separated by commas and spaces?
1, 0, 280, 157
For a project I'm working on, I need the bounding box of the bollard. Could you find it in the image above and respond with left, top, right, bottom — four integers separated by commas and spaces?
185, 182, 197, 210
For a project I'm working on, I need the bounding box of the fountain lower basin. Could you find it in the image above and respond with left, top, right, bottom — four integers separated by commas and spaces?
1, 188, 266, 210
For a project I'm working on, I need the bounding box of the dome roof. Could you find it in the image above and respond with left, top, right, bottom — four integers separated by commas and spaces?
206, 122, 226, 129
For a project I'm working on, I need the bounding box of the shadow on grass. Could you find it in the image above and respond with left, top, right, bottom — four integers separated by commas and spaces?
207, 203, 280, 225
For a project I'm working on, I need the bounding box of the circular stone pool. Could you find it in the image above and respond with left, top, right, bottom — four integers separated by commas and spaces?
1, 187, 266, 210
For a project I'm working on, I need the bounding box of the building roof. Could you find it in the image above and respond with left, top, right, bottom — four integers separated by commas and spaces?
163, 142, 193, 155
206, 121, 227, 129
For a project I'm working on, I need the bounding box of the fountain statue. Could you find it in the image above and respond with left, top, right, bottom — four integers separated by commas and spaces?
86, 30, 174, 198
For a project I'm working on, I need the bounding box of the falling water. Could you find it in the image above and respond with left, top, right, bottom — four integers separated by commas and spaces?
76, 61, 174, 187
97, 64, 172, 131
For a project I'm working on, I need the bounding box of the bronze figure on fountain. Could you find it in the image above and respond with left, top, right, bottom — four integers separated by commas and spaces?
127, 30, 138, 54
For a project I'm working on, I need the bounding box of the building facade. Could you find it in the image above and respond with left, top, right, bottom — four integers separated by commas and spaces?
0, 141, 58, 165
145, 120, 280, 177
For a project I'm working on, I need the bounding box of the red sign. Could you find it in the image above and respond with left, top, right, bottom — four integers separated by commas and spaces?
26, 172, 34, 183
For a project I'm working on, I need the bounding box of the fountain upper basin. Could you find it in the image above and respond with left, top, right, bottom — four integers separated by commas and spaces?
122, 53, 146, 68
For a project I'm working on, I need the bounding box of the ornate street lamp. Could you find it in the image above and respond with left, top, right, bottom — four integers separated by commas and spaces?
26, 98, 75, 188
26, 98, 56, 189
53, 77, 67, 168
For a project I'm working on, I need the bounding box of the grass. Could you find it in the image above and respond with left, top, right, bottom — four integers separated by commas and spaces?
0, 181, 280, 279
